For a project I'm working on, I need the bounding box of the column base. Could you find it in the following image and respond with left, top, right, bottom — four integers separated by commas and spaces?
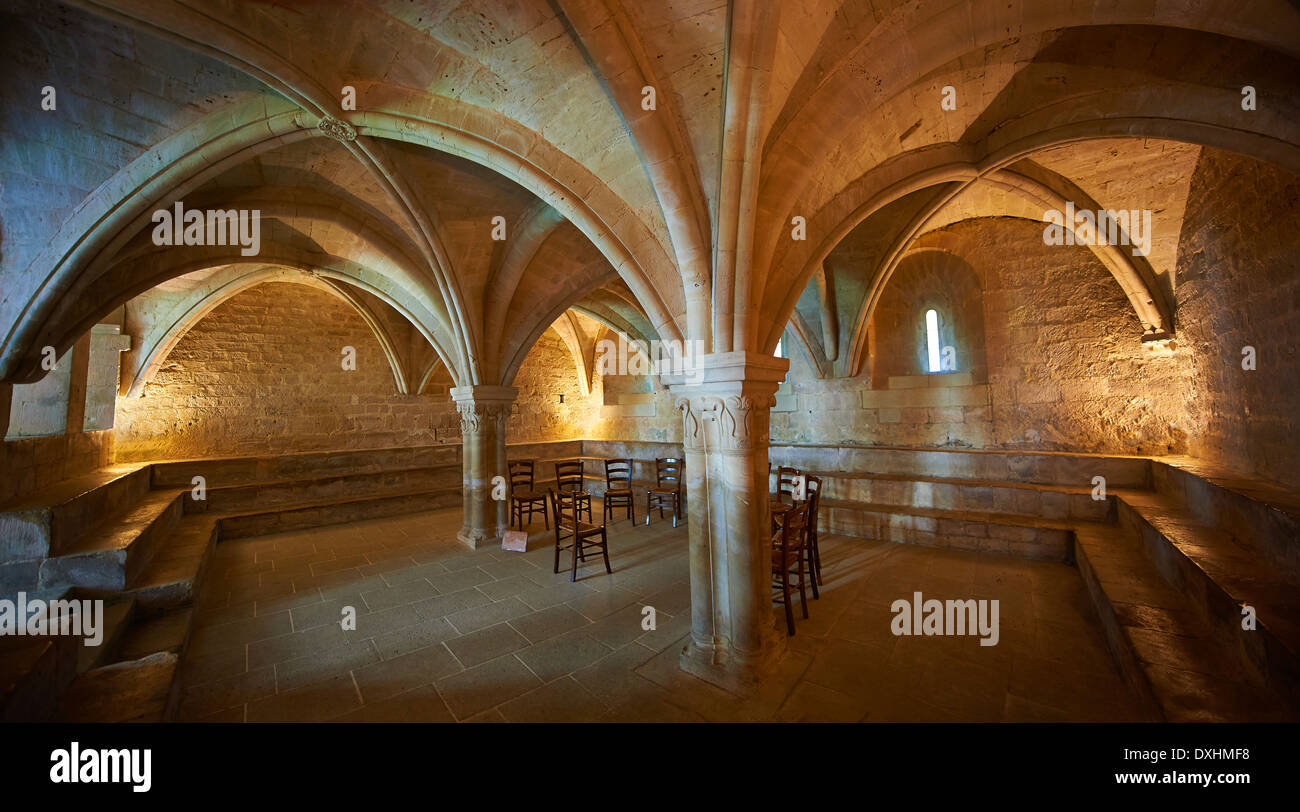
678, 622, 788, 696
456, 523, 507, 550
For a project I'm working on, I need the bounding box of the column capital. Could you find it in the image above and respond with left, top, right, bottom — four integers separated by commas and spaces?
450, 385, 517, 436
664, 352, 787, 454
661, 350, 788, 393
449, 384, 518, 405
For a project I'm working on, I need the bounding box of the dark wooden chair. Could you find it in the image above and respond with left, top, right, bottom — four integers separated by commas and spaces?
646, 457, 683, 527
553, 459, 592, 523
771, 501, 811, 635
603, 458, 636, 524
549, 488, 611, 582
508, 460, 547, 530
775, 466, 802, 504
805, 474, 823, 590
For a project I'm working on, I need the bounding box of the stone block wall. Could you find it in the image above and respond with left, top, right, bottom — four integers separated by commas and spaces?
113, 282, 455, 460
1173, 149, 1300, 489
110, 282, 632, 461
775, 217, 1194, 456
507, 329, 600, 443
0, 430, 113, 505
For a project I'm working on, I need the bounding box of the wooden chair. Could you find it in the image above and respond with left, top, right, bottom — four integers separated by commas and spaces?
549, 489, 611, 582
772, 501, 811, 635
603, 458, 636, 524
775, 466, 801, 503
805, 475, 823, 590
646, 457, 683, 527
508, 460, 547, 530
553, 459, 592, 523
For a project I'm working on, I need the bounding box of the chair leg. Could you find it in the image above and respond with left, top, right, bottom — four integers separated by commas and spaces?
571, 538, 580, 582
797, 556, 809, 618
807, 545, 820, 600
553, 534, 561, 574
601, 529, 612, 574
782, 568, 795, 635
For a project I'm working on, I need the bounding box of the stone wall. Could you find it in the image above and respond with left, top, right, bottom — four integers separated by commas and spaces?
0, 430, 113, 505
113, 282, 455, 460
775, 216, 1193, 456
507, 329, 600, 443
1174, 149, 1300, 489
111, 282, 625, 462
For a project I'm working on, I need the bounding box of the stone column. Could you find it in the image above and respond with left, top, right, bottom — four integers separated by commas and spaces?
665, 351, 789, 693
450, 385, 517, 549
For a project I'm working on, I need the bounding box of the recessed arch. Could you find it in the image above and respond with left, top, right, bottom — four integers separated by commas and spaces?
762, 115, 1300, 357
123, 267, 416, 398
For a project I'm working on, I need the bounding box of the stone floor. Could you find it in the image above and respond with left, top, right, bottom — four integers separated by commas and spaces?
176, 504, 1143, 722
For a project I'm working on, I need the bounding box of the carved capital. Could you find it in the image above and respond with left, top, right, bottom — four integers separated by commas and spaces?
675, 395, 701, 451
456, 400, 510, 436
675, 392, 772, 453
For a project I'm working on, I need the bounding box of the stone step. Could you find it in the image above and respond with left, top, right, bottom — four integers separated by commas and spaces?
76, 596, 136, 673
1154, 457, 1300, 575
55, 651, 180, 722
0, 587, 89, 721
120, 515, 219, 610
820, 497, 1076, 562
770, 444, 1152, 488
1073, 524, 1286, 721
216, 485, 463, 539
1115, 489, 1300, 705
115, 607, 194, 663
810, 472, 1111, 523
149, 444, 461, 489
0, 638, 78, 721
0, 465, 151, 590
188, 464, 462, 514
37, 489, 186, 592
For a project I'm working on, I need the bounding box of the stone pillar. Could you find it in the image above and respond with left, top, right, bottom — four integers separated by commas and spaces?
451, 385, 517, 549
665, 351, 789, 694
64, 332, 92, 434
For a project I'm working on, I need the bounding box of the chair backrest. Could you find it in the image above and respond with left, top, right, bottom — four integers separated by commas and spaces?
605, 458, 632, 488
554, 459, 585, 493
549, 488, 578, 532
509, 459, 535, 492
655, 458, 682, 488
777, 466, 801, 503
773, 502, 809, 555
804, 475, 822, 529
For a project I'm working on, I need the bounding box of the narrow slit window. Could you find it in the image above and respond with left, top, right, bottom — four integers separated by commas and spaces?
925, 309, 941, 372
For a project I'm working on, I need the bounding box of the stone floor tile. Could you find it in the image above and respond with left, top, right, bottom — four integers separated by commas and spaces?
353, 643, 462, 703
435, 655, 542, 720
444, 622, 531, 667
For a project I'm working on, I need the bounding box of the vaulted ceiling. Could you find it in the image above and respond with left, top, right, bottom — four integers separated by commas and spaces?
2, 0, 1298, 389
